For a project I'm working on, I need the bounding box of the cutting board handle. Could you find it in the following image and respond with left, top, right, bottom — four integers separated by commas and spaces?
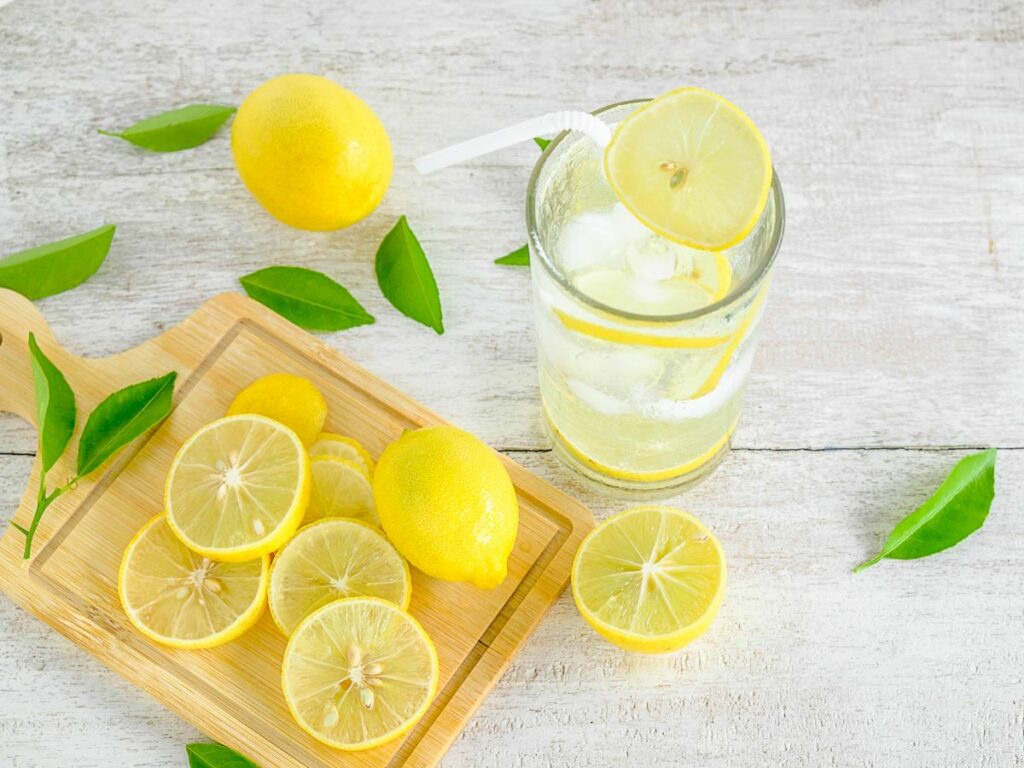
0, 287, 69, 427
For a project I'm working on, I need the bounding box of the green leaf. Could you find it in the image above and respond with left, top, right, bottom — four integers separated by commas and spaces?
99, 104, 235, 152
495, 244, 530, 267
0, 225, 115, 300
533, 136, 551, 150
27, 333, 76, 473
375, 216, 444, 334
186, 743, 260, 768
76, 372, 176, 477
854, 448, 997, 572
240, 266, 375, 331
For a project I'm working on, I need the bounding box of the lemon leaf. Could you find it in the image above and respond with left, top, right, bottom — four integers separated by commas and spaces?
240, 265, 375, 332
76, 372, 176, 476
186, 742, 261, 768
854, 449, 996, 572
27, 333, 76, 473
495, 245, 530, 267
0, 225, 115, 300
533, 136, 551, 150
375, 216, 444, 334
99, 104, 235, 152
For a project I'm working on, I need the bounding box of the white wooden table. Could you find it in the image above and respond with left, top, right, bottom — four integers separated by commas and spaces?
2, 1, 1022, 765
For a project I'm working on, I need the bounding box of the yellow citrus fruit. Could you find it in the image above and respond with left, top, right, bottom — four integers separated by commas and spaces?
165, 415, 310, 562
231, 73, 392, 231
374, 426, 518, 589
227, 373, 327, 447
119, 515, 269, 649
282, 597, 439, 751
306, 455, 378, 526
571, 505, 725, 654
309, 433, 375, 478
269, 518, 411, 636
605, 87, 772, 251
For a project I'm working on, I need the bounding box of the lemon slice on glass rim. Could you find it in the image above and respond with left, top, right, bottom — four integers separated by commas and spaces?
282, 597, 439, 751
119, 514, 269, 649
571, 505, 726, 653
604, 87, 772, 252
165, 414, 310, 562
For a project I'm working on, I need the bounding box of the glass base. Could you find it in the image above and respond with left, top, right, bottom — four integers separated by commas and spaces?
544, 419, 733, 498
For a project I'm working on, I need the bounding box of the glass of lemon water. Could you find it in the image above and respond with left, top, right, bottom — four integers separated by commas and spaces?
526, 94, 785, 492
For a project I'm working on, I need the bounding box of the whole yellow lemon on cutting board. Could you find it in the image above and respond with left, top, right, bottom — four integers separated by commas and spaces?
374, 426, 519, 590
231, 73, 392, 231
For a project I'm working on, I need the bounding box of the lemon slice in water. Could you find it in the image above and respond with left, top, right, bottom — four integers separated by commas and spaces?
605, 87, 772, 251
165, 414, 310, 561
571, 505, 725, 653
282, 597, 439, 751
119, 515, 269, 649
269, 518, 411, 636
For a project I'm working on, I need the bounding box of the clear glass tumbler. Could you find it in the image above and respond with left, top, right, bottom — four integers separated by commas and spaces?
526, 99, 785, 493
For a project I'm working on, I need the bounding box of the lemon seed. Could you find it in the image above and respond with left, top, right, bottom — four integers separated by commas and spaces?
347, 645, 362, 667
359, 687, 375, 709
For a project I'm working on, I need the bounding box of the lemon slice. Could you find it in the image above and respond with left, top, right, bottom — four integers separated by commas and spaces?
309, 433, 375, 478
605, 87, 772, 251
119, 515, 268, 649
282, 597, 439, 751
571, 505, 725, 653
165, 414, 310, 562
574, 268, 714, 315
269, 518, 411, 636
306, 455, 378, 526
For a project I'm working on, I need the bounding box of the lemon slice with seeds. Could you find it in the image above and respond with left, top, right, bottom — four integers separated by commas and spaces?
282, 597, 439, 751
119, 515, 268, 649
165, 414, 310, 562
269, 518, 411, 636
306, 454, 378, 526
571, 505, 725, 653
605, 87, 772, 251
309, 433, 375, 478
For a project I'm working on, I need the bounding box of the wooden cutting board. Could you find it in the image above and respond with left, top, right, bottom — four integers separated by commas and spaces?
0, 287, 594, 768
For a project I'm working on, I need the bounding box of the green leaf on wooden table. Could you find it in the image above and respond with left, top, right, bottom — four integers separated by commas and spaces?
0, 225, 115, 300
375, 216, 444, 334
76, 371, 176, 476
99, 104, 235, 152
27, 333, 76, 473
533, 137, 551, 150
186, 742, 261, 768
240, 265, 375, 331
495, 244, 530, 267
854, 448, 997, 573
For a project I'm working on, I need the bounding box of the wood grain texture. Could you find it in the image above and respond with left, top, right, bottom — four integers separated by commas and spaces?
1, 0, 1022, 765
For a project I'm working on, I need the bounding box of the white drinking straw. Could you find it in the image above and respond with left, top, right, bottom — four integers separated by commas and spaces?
414, 110, 612, 175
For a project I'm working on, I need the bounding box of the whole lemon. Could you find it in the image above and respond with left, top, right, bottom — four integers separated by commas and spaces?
231, 74, 392, 231
374, 426, 519, 590
227, 373, 327, 447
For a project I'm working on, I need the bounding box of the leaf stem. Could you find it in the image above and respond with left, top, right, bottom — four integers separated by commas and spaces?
21, 473, 78, 560
852, 552, 884, 573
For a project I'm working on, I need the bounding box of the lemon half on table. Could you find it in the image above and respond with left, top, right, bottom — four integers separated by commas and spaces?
119, 515, 269, 649
604, 87, 772, 252
269, 517, 411, 636
165, 414, 310, 562
571, 505, 726, 654
282, 597, 439, 751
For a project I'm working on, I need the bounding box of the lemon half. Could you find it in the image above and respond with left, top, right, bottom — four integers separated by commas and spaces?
605, 87, 772, 251
282, 597, 439, 751
571, 505, 725, 653
165, 414, 310, 561
269, 518, 411, 636
119, 515, 268, 649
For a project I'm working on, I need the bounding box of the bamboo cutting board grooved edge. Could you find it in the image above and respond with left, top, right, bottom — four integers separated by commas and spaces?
0, 288, 595, 768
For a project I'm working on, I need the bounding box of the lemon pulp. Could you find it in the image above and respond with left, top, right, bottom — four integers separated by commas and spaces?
282, 597, 439, 751
165, 414, 310, 561
269, 518, 411, 636
604, 87, 772, 251
571, 505, 725, 653
119, 515, 268, 649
